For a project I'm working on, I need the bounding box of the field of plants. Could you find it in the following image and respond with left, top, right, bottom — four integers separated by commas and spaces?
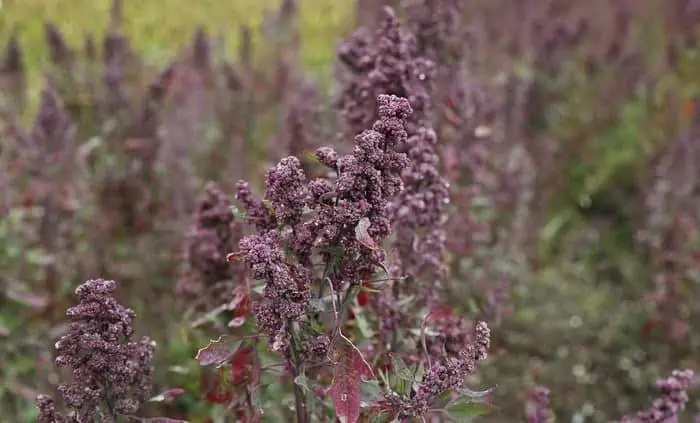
1, 0, 699, 422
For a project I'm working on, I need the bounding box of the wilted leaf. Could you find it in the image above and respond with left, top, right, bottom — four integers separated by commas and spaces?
195, 336, 242, 368
148, 387, 185, 403
226, 285, 247, 310
227, 316, 246, 327
330, 337, 375, 423
355, 217, 379, 250
226, 251, 244, 262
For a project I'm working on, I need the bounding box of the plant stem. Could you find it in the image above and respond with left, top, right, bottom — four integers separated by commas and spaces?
336, 282, 357, 331
287, 321, 308, 423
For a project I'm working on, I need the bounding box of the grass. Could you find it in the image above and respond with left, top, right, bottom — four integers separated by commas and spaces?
0, 0, 354, 100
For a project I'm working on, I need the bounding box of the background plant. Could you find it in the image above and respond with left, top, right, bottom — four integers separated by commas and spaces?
0, 0, 699, 421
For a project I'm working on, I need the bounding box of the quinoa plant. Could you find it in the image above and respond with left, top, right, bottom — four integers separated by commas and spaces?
36, 279, 156, 423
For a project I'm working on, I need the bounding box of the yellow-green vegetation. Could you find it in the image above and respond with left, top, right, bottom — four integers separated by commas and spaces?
0, 0, 353, 90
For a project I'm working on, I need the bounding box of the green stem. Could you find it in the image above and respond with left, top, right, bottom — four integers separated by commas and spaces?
287, 322, 308, 423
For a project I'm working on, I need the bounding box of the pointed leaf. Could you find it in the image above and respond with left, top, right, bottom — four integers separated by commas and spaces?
330, 338, 375, 423
195, 336, 242, 368
456, 386, 496, 400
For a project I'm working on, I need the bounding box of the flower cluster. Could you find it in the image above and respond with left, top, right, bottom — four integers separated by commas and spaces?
380, 320, 491, 418
338, 6, 452, 366
621, 369, 695, 423
336, 6, 434, 137
37, 279, 155, 423
176, 181, 243, 308
235, 94, 413, 351
391, 125, 450, 299
402, 0, 466, 64
527, 386, 554, 423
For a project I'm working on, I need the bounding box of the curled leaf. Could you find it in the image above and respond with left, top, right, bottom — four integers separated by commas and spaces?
148, 388, 186, 403
355, 217, 379, 250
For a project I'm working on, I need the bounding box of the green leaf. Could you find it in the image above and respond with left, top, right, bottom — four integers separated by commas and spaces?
355, 311, 374, 339
456, 386, 496, 399
294, 374, 313, 394
368, 411, 392, 423
359, 379, 383, 404
389, 354, 414, 381
446, 399, 491, 422
309, 298, 325, 313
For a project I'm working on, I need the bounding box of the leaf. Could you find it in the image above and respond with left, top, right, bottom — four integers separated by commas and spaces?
190, 303, 229, 328
330, 338, 375, 423
230, 346, 255, 384
226, 251, 244, 262
455, 386, 496, 400
445, 399, 492, 422
309, 298, 325, 313
148, 387, 185, 403
355, 311, 374, 339
226, 285, 248, 311
228, 316, 246, 328
195, 336, 242, 368
355, 217, 379, 250
294, 374, 313, 394
359, 379, 383, 404
389, 354, 414, 381
6, 288, 48, 309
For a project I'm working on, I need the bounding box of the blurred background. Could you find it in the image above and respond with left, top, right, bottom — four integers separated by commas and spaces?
0, 0, 699, 421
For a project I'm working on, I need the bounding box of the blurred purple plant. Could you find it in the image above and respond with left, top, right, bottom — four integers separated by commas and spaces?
176, 181, 244, 313
0, 30, 26, 111
621, 369, 695, 423
336, 6, 434, 137
526, 386, 554, 423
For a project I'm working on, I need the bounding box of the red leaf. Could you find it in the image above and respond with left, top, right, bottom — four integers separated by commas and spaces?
204, 370, 234, 405
230, 346, 254, 384
195, 336, 241, 367
330, 338, 375, 423
227, 285, 250, 327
